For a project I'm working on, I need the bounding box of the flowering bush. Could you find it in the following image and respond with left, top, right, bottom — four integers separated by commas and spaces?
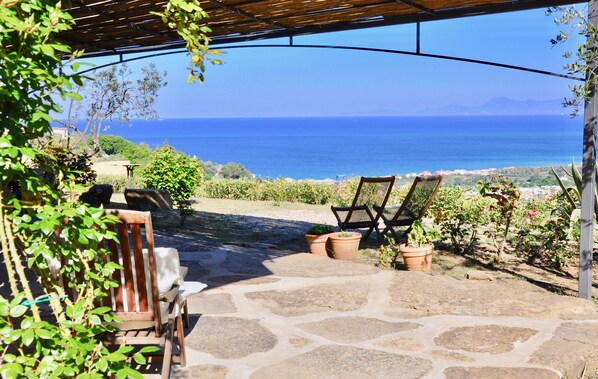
430, 188, 488, 255
514, 194, 580, 270
477, 175, 521, 262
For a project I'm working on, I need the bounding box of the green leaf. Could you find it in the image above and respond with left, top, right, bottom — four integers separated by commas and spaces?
66, 92, 83, 100
36, 328, 53, 339
132, 352, 146, 365
107, 352, 127, 362
96, 358, 108, 372
9, 305, 27, 318
22, 329, 34, 346
40, 44, 56, 58
0, 362, 24, 379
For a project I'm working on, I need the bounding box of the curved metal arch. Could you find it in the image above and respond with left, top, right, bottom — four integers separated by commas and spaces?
78, 43, 584, 82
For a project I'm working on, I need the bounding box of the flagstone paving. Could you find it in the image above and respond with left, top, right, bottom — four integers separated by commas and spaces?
171, 247, 598, 379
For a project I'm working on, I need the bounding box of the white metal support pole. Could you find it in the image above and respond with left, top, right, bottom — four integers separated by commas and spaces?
579, 0, 597, 300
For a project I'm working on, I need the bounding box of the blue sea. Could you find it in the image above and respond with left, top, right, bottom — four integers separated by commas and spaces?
105, 116, 583, 180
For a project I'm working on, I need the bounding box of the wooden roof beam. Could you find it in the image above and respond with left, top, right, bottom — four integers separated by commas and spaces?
393, 0, 435, 15
206, 0, 297, 32
73, 0, 177, 41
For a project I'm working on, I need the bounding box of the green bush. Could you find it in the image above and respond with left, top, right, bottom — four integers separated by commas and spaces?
199, 179, 336, 205
218, 162, 253, 179
97, 135, 152, 164
142, 145, 204, 219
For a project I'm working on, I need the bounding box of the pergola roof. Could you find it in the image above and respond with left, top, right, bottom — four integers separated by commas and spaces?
61, 0, 581, 57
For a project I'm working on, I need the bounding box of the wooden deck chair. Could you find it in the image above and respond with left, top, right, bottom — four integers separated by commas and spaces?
331, 176, 395, 239
101, 209, 185, 378
374, 175, 444, 242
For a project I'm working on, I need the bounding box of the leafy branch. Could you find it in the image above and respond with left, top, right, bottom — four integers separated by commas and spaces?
547, 5, 598, 117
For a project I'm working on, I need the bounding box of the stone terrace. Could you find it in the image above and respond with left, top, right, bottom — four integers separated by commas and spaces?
167, 246, 598, 379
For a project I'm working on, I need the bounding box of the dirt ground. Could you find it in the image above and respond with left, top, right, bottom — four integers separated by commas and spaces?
109, 194, 598, 300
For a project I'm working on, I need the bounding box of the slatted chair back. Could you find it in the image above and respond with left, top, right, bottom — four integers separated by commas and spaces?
345, 176, 395, 223
102, 209, 162, 335
388, 175, 444, 225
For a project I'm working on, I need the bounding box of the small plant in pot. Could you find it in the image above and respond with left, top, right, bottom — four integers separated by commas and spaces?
399, 221, 441, 272
305, 224, 334, 256
328, 230, 362, 261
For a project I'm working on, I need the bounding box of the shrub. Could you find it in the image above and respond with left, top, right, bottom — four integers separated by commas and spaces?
219, 162, 253, 179
514, 195, 579, 270
142, 145, 204, 220
200, 179, 336, 205
97, 135, 152, 164
477, 175, 521, 262
331, 177, 361, 206
53, 150, 97, 186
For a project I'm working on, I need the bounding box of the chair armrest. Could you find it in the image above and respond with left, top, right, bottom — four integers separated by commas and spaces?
159, 285, 180, 303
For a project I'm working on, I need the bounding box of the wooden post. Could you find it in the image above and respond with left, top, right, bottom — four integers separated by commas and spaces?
579, 0, 597, 300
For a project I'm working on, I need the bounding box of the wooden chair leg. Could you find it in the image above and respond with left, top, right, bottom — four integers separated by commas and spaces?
161, 318, 175, 379
176, 307, 186, 368
183, 301, 189, 329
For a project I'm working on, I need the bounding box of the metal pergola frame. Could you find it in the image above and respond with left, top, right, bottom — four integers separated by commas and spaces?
64, 0, 595, 299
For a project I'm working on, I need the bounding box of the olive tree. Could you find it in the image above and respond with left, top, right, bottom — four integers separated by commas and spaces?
57, 63, 167, 155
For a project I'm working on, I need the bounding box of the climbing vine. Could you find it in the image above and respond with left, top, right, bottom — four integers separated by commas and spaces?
0, 0, 213, 377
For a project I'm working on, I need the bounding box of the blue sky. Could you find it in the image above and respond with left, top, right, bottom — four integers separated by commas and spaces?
82, 6, 585, 118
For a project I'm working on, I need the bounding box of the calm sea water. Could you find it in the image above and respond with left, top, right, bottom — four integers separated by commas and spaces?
104, 116, 583, 180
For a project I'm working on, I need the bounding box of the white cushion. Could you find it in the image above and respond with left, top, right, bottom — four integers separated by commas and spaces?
179, 281, 208, 301
143, 247, 183, 297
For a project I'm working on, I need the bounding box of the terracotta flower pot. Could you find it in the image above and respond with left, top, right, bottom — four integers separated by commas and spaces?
305, 233, 331, 256
328, 232, 361, 260
399, 244, 433, 272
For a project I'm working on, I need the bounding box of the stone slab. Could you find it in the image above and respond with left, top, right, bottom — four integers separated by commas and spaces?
388, 273, 598, 319
431, 350, 474, 362
172, 365, 228, 379
375, 337, 425, 352
222, 248, 379, 278
297, 316, 421, 343
530, 322, 598, 378
261, 253, 380, 278
444, 367, 559, 379
206, 275, 280, 287
186, 293, 236, 315
251, 345, 432, 379
245, 283, 369, 316
186, 317, 277, 359
435, 325, 537, 354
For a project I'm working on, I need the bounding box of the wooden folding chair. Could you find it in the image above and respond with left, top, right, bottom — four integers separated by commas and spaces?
374, 175, 444, 242
331, 176, 395, 239
102, 209, 186, 378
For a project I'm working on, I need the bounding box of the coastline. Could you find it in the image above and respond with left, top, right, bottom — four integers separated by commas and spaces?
93, 159, 567, 190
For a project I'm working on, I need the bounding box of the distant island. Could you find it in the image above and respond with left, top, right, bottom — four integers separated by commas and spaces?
422, 97, 567, 116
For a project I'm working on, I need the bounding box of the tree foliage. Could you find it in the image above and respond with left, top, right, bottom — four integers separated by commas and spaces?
57, 63, 167, 155
547, 5, 598, 117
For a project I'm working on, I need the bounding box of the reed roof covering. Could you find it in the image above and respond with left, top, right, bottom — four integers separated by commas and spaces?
61, 0, 580, 57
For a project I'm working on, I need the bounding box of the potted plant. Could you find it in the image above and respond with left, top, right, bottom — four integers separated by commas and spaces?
399, 221, 440, 272
305, 224, 334, 256
328, 231, 362, 261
